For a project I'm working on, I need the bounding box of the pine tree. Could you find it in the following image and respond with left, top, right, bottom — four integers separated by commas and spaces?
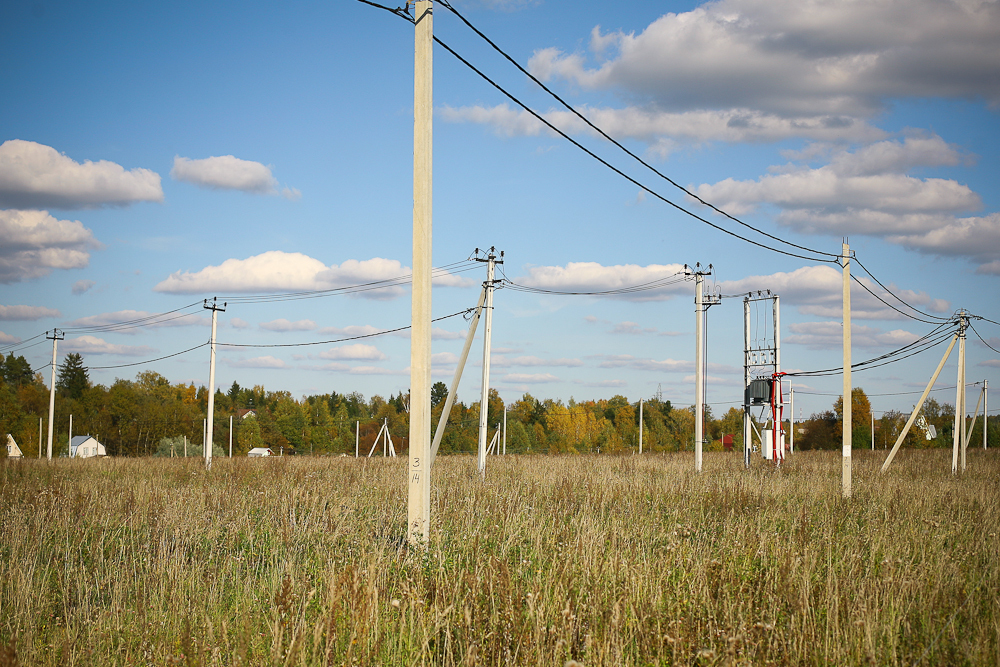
56, 353, 89, 399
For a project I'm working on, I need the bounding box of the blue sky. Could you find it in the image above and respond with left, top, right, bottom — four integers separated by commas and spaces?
2, 0, 999, 421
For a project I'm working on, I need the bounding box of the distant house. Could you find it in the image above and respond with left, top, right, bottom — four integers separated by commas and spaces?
6, 434, 23, 459
247, 447, 273, 457
236, 409, 257, 420
70, 435, 107, 458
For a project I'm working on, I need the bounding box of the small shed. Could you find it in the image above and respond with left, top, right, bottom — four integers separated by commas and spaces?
247, 447, 273, 457
70, 435, 107, 458
6, 434, 23, 459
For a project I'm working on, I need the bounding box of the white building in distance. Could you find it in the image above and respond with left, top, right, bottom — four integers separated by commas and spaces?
70, 435, 106, 458
247, 447, 273, 457
6, 434, 23, 459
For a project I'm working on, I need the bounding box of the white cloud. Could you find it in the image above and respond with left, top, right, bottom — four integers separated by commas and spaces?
529, 1, 1000, 118
65, 310, 208, 333
170, 155, 299, 199
516, 261, 688, 301
0, 209, 102, 283
573, 379, 628, 388
71, 280, 95, 295
0, 140, 163, 209
493, 354, 583, 368
502, 372, 559, 383
718, 265, 950, 320
0, 304, 60, 320
230, 317, 250, 329
979, 359, 1000, 368
154, 251, 471, 297
62, 335, 155, 356
259, 318, 316, 332
319, 344, 386, 361
597, 354, 740, 375
611, 321, 657, 335
0, 331, 20, 344
348, 365, 409, 376
226, 355, 287, 369
442, 103, 884, 147
433, 352, 460, 365
786, 322, 921, 350
887, 213, 1000, 269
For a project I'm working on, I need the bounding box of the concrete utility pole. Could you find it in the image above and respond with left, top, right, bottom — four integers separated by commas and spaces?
953, 312, 967, 474
475, 248, 501, 475
45, 329, 63, 460
408, 0, 433, 546
203, 298, 225, 470
355, 421, 359, 458
695, 271, 704, 472
985, 380, 989, 450
69, 414, 72, 454
639, 399, 643, 454
502, 402, 507, 455
229, 415, 233, 458
38, 417, 42, 458
789, 387, 794, 454
842, 241, 852, 498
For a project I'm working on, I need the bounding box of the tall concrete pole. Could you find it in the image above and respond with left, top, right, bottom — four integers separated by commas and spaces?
842, 242, 852, 498
774, 295, 782, 457
502, 401, 507, 455
229, 415, 233, 458
45, 329, 63, 461
38, 417, 42, 458
789, 387, 794, 454
985, 380, 989, 450
743, 297, 751, 467
477, 252, 496, 475
639, 399, 643, 454
69, 414, 72, 455
953, 313, 966, 474
204, 298, 224, 470
695, 272, 704, 473
408, 0, 433, 546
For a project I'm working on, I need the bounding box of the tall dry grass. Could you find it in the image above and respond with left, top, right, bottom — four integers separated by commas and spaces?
0, 450, 997, 666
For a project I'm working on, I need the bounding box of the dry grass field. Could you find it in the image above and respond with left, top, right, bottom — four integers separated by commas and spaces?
1, 450, 997, 666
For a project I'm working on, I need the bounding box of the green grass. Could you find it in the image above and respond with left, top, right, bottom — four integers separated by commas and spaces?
1, 450, 997, 666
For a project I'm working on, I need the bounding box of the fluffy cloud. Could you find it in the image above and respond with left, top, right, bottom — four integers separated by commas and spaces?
0, 140, 163, 209
259, 319, 316, 332
887, 213, 1000, 267
230, 317, 250, 329
597, 354, 740, 375
501, 372, 559, 383
718, 265, 950, 320
786, 322, 921, 350
573, 379, 628, 388
442, 104, 884, 147
492, 354, 583, 368
71, 280, 95, 295
0, 304, 60, 320
694, 136, 979, 229
516, 261, 688, 301
154, 251, 471, 297
62, 335, 155, 356
225, 355, 287, 369
979, 359, 1000, 368
171, 155, 300, 199
0, 210, 102, 282
529, 1, 1000, 118
611, 321, 657, 335
0, 331, 20, 344
318, 344, 386, 361
65, 310, 208, 333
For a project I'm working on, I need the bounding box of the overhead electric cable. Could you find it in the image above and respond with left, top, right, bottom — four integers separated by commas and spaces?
436, 0, 839, 261
788, 324, 957, 378
218, 309, 471, 348
354, 0, 837, 263
851, 255, 949, 322
848, 273, 943, 325
80, 342, 210, 371
62, 301, 204, 333
969, 321, 1000, 355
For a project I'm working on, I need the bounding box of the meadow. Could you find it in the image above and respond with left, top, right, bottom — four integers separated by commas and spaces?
0, 450, 997, 666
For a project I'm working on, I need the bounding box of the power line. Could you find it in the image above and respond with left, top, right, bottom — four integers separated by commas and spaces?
851, 255, 949, 322
436, 0, 840, 262
86, 343, 210, 370
969, 321, 1000, 355
217, 309, 471, 348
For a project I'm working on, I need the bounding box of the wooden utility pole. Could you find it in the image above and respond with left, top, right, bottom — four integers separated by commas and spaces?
408, 0, 433, 546
842, 242, 852, 498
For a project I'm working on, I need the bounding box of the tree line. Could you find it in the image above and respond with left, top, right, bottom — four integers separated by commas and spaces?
1, 352, 994, 458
